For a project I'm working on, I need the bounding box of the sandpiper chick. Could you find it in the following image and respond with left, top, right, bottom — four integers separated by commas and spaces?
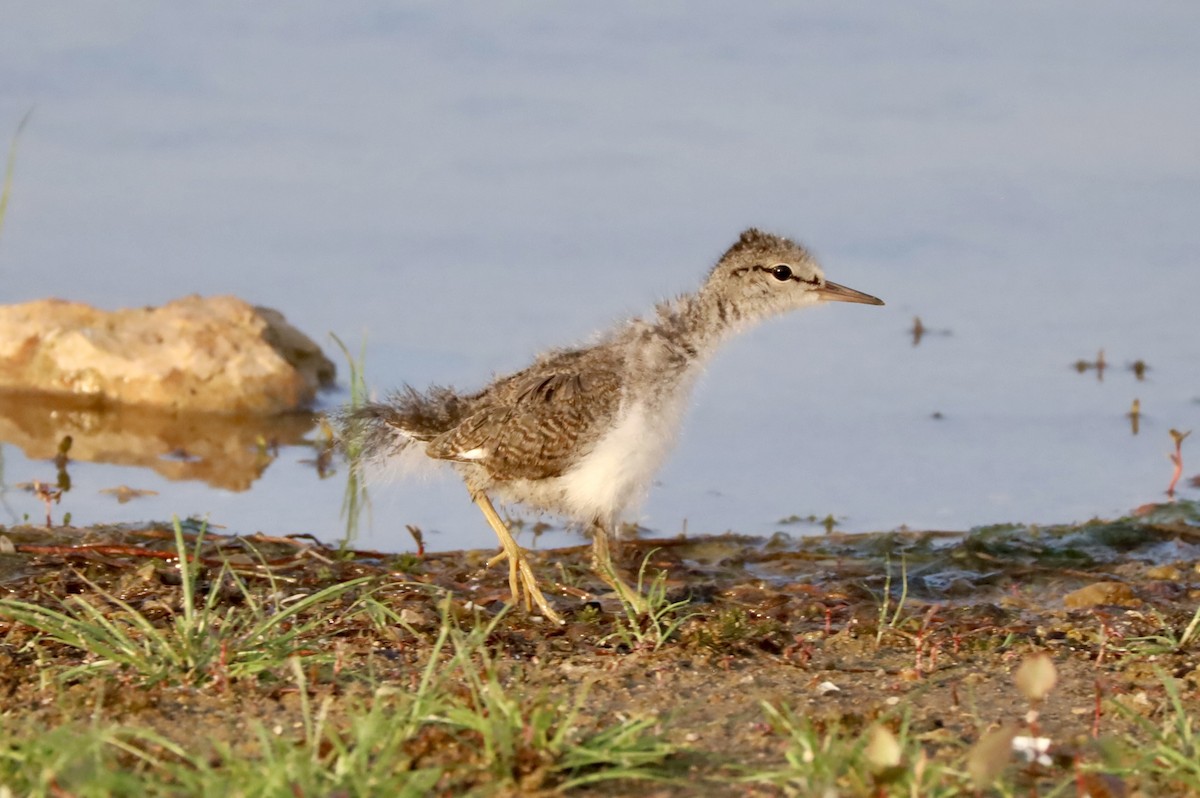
346, 228, 883, 624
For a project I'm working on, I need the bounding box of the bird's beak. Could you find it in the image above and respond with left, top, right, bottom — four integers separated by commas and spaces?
816, 281, 885, 306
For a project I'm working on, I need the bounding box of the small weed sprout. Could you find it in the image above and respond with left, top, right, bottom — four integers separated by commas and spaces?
1128, 398, 1141, 435
24, 479, 63, 526
405, 524, 426, 558
601, 550, 695, 652
1167, 428, 1191, 497
874, 552, 909, 647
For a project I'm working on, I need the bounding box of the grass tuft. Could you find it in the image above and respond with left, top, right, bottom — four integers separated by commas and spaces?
601, 550, 697, 652
0, 518, 375, 686
0, 592, 674, 796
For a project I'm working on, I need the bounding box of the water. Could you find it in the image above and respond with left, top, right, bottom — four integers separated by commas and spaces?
2, 4, 1198, 552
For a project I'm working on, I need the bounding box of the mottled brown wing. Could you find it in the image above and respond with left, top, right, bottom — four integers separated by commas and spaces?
425, 369, 623, 480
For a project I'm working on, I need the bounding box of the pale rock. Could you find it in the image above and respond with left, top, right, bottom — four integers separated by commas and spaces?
0, 296, 334, 414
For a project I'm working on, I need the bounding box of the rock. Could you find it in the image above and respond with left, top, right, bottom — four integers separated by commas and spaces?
1062, 581, 1140, 609
0, 296, 335, 414
1145, 564, 1183, 581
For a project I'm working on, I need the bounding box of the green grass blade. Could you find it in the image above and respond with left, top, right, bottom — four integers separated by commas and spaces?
0, 108, 33, 240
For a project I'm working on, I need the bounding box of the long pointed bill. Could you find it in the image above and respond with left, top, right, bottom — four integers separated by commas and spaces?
816, 281, 885, 306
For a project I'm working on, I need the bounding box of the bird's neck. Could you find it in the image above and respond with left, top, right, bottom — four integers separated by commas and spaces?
608, 288, 753, 409
650, 287, 752, 362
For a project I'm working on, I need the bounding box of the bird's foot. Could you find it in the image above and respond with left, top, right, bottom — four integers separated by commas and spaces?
473, 492, 565, 624
591, 532, 650, 615
487, 547, 565, 625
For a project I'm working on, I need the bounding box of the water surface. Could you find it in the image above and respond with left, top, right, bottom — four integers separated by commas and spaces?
2, 4, 1198, 551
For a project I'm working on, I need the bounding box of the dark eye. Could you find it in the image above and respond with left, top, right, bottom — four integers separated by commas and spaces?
770, 264, 793, 281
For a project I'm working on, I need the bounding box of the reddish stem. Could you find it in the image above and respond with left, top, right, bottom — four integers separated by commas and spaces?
1168, 451, 1183, 497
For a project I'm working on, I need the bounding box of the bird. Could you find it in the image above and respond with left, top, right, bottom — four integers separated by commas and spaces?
344, 228, 883, 624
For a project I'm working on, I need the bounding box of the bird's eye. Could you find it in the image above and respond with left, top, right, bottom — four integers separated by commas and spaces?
770, 264, 793, 281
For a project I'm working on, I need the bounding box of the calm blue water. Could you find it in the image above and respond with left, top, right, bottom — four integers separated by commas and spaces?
2, 4, 1198, 552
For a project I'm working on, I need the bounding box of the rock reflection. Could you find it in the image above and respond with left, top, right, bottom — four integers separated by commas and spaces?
0, 393, 318, 491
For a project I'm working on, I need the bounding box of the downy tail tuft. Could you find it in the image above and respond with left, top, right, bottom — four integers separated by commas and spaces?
335, 384, 469, 463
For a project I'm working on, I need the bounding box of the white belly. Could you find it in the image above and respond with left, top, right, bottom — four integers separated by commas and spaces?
553, 386, 692, 528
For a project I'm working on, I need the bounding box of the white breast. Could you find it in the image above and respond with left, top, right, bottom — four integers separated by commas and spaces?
554, 383, 693, 530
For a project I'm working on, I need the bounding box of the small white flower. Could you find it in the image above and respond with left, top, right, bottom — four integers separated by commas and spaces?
1011, 735, 1053, 767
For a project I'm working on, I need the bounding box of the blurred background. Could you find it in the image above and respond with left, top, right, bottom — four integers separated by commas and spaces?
1, 3, 1197, 552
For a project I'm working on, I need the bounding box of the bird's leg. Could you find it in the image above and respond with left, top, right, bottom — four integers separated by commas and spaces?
591, 525, 649, 615
472, 492, 565, 625
474, 495, 521, 606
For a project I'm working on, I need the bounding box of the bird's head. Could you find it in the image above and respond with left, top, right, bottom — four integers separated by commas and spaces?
703, 228, 883, 320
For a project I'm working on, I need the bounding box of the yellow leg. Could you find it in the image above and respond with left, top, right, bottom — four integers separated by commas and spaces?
472, 493, 564, 625
591, 528, 649, 615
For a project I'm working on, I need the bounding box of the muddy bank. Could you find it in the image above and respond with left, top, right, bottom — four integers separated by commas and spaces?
0, 503, 1198, 795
